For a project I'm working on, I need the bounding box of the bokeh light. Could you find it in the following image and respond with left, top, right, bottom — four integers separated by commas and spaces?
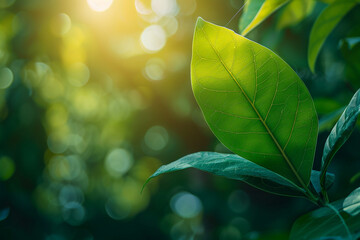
151, 0, 179, 17
50, 13, 71, 36
67, 62, 90, 87
227, 190, 250, 213
87, 0, 113, 12
0, 67, 13, 89
2, 0, 359, 239
0, 208, 10, 221
144, 58, 165, 81
144, 125, 169, 151
170, 191, 203, 218
0, 156, 15, 180
140, 25, 167, 52
105, 148, 133, 178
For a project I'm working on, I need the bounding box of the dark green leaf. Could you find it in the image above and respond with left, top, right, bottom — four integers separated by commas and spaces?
277, 0, 315, 30
319, 106, 345, 132
320, 89, 360, 190
144, 152, 330, 197
308, 0, 357, 72
290, 187, 360, 240
310, 171, 335, 193
192, 18, 318, 187
340, 37, 360, 50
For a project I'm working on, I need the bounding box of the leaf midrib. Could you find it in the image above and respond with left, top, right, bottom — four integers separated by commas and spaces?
200, 27, 307, 188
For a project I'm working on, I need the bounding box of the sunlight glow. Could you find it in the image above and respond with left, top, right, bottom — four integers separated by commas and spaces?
87, 0, 113, 12
151, 0, 178, 17
140, 25, 166, 52
144, 58, 165, 81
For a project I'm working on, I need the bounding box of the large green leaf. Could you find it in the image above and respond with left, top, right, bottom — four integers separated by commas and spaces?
320, 89, 360, 189
308, 0, 357, 72
192, 18, 318, 188
241, 0, 289, 36
290, 187, 360, 239
239, 0, 265, 32
277, 0, 315, 30
144, 152, 333, 197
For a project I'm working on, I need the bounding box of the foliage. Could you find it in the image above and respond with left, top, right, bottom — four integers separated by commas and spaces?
308, 0, 358, 72
290, 187, 360, 239
147, 1, 360, 239
1, 0, 360, 239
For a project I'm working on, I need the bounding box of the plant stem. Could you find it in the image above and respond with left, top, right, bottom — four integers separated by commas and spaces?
321, 188, 329, 204
304, 187, 321, 206
325, 203, 353, 240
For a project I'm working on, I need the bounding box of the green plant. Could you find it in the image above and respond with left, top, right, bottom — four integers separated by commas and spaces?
144, 1, 360, 239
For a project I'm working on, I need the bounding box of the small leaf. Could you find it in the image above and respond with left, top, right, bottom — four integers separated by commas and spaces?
320, 89, 360, 189
290, 187, 360, 239
277, 0, 315, 30
340, 37, 360, 50
308, 0, 357, 72
318, 106, 345, 132
192, 18, 318, 187
144, 152, 331, 197
241, 0, 289, 36
239, 0, 265, 32
310, 170, 335, 193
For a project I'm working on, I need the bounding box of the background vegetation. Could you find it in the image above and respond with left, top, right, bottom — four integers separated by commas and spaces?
0, 0, 359, 239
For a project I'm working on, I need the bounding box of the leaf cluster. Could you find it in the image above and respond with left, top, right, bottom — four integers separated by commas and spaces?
145, 1, 360, 238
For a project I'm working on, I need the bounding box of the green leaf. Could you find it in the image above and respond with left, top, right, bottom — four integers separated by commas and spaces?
320, 89, 360, 189
239, 0, 265, 32
241, 0, 289, 36
340, 37, 360, 50
144, 152, 332, 197
192, 18, 318, 188
318, 106, 345, 132
290, 187, 360, 239
277, 0, 315, 30
310, 170, 335, 194
308, 0, 357, 72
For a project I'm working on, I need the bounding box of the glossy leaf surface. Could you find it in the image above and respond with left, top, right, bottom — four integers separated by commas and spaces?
241, 0, 289, 36
308, 0, 357, 72
320, 89, 360, 188
144, 152, 333, 197
192, 18, 318, 187
290, 187, 360, 239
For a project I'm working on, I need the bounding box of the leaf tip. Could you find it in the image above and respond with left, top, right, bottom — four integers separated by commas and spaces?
308, 57, 316, 73
196, 16, 206, 28
141, 177, 153, 194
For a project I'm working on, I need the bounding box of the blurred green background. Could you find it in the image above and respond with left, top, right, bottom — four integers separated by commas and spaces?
0, 0, 360, 239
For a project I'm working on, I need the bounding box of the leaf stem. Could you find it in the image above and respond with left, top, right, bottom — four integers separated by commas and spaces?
325, 203, 352, 240
304, 187, 321, 206
321, 188, 329, 204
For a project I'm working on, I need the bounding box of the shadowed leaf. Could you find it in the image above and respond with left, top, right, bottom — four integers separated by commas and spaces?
277, 0, 315, 29
290, 187, 360, 239
320, 89, 360, 189
144, 152, 333, 197
308, 0, 357, 72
